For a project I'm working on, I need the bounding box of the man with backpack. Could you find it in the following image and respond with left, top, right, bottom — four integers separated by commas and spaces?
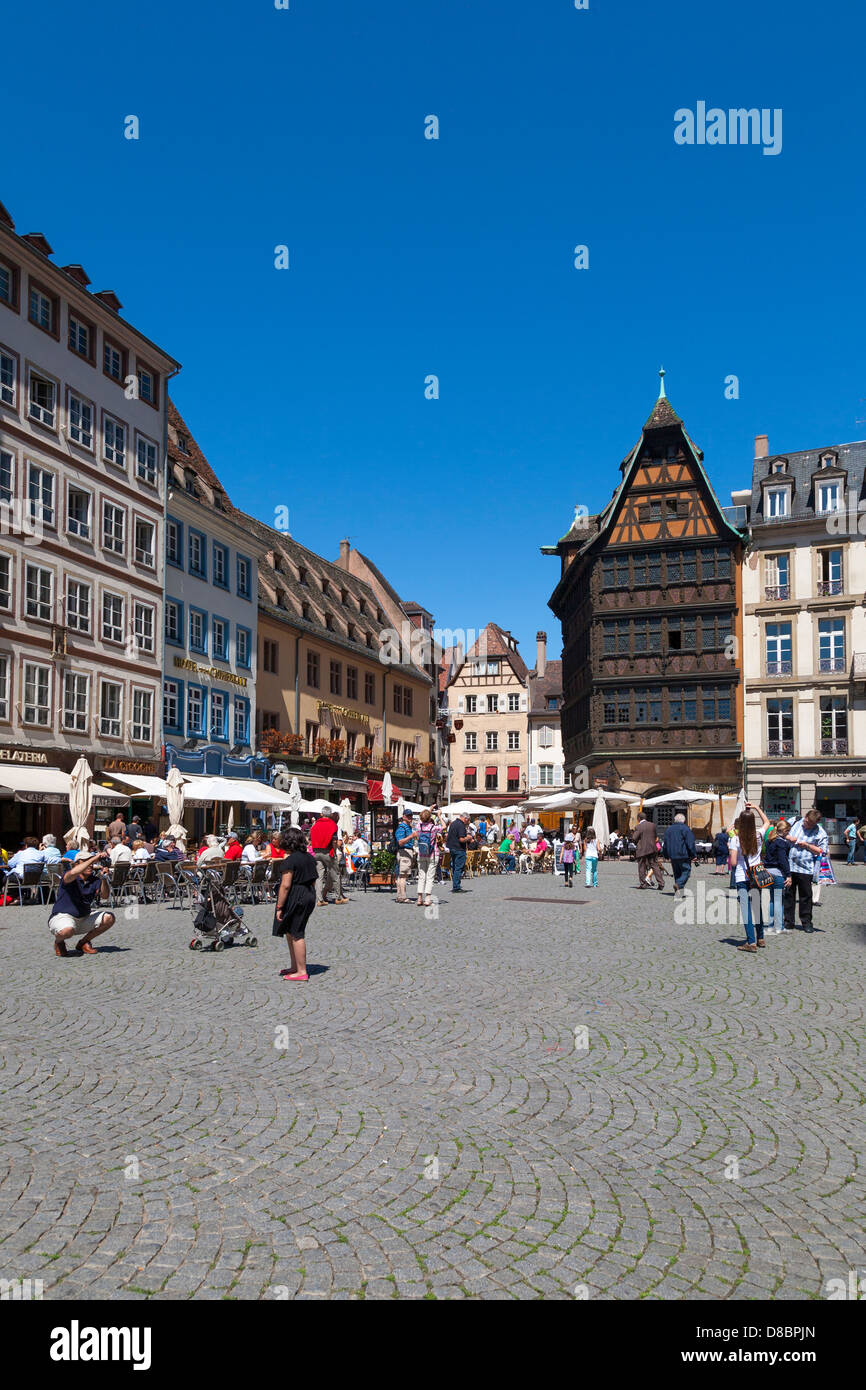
394, 807, 418, 903
414, 809, 440, 908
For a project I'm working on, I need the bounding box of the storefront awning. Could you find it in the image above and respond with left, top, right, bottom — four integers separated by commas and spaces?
0, 766, 128, 806
179, 775, 291, 808
101, 774, 168, 798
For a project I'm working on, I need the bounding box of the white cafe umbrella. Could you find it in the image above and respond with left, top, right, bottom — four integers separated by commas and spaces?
733, 787, 747, 821
591, 792, 610, 850
68, 756, 93, 846
397, 796, 405, 818
226, 806, 234, 835
338, 797, 354, 838
642, 789, 716, 806
166, 767, 186, 841
287, 775, 302, 827
440, 801, 490, 817
382, 772, 393, 806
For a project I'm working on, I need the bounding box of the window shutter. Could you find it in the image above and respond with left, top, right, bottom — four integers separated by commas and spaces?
458, 696, 465, 713
529, 764, 539, 787
498, 694, 507, 712
519, 692, 528, 711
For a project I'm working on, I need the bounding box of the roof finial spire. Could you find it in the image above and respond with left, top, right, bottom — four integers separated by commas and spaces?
658, 365, 667, 399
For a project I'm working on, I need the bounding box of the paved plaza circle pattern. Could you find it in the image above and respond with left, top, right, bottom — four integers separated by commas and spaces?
1, 862, 864, 1300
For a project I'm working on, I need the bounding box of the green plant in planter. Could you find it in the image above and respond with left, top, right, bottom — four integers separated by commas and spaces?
369, 849, 395, 877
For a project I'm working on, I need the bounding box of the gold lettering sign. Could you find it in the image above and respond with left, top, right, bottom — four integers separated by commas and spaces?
103, 758, 158, 775
316, 701, 371, 728
0, 748, 49, 764
173, 656, 248, 688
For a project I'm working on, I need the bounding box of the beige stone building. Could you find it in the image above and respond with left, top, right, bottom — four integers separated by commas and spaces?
445, 624, 529, 807
248, 526, 436, 809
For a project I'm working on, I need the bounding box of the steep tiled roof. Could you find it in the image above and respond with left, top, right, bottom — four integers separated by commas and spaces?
530, 660, 563, 713
167, 400, 228, 500
750, 439, 866, 523
462, 623, 529, 683
244, 517, 430, 684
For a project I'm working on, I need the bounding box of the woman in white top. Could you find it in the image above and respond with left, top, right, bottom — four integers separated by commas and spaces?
729, 803, 770, 952
241, 836, 261, 864
131, 839, 154, 863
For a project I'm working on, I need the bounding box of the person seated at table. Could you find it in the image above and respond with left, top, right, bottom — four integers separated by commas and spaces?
39, 834, 62, 865
241, 833, 262, 863
154, 835, 183, 863
534, 834, 549, 858
7, 837, 45, 876
131, 838, 153, 863
497, 834, 516, 872
268, 833, 286, 860
348, 834, 370, 869
198, 835, 225, 864
223, 831, 243, 861
62, 832, 92, 864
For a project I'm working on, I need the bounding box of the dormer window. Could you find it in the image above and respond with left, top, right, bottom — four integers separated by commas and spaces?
322, 578, 329, 597
341, 588, 349, 605
302, 601, 311, 621
184, 471, 197, 496
816, 479, 843, 515
765, 486, 789, 519
298, 566, 308, 586
325, 614, 335, 631
177, 434, 188, 454
819, 452, 836, 469
771, 460, 787, 475
347, 622, 355, 643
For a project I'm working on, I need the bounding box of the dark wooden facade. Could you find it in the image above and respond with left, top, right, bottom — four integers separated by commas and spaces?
546, 388, 744, 796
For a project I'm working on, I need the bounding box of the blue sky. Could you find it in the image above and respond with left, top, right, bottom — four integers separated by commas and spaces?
5, 0, 865, 660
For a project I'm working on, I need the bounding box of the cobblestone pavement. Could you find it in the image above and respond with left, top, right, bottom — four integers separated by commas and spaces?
1, 861, 864, 1301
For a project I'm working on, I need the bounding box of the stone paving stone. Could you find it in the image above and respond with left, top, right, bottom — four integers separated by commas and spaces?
0, 862, 863, 1301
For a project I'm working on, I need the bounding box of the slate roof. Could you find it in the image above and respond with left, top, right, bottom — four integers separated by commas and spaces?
529, 660, 563, 713
749, 439, 866, 523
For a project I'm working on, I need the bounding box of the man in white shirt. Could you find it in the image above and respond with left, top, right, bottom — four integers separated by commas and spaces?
524, 819, 540, 844
199, 835, 226, 865
349, 836, 370, 864
108, 836, 133, 866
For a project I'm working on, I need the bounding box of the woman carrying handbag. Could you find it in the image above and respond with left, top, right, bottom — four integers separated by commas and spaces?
729, 803, 775, 953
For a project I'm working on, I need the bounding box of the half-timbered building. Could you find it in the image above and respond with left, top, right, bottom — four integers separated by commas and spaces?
545, 375, 744, 825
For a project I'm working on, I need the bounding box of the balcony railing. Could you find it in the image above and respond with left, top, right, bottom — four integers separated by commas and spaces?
767, 740, 794, 757
818, 657, 845, 673
766, 660, 792, 676
764, 585, 790, 601
817, 580, 843, 596
820, 738, 848, 754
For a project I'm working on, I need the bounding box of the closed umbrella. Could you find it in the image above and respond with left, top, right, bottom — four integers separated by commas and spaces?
382, 772, 393, 806
287, 775, 302, 827
68, 756, 93, 846
166, 767, 186, 842
397, 796, 405, 818
591, 793, 610, 850
338, 797, 354, 838
733, 788, 747, 821
226, 806, 234, 836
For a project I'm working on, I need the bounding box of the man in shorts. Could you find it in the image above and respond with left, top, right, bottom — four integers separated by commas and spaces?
49, 848, 116, 956
394, 807, 418, 903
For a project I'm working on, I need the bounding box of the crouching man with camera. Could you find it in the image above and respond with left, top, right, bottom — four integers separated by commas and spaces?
49, 849, 115, 957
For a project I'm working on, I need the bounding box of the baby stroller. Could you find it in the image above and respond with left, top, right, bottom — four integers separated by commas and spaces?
188, 872, 257, 952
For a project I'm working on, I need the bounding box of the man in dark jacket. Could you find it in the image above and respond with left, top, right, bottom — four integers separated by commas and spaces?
662, 815, 696, 896
446, 815, 469, 893
634, 814, 664, 889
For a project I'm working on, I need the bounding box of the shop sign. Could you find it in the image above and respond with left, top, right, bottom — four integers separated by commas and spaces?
0, 749, 49, 764
15, 791, 66, 804
173, 656, 247, 688
102, 758, 158, 775
316, 701, 371, 727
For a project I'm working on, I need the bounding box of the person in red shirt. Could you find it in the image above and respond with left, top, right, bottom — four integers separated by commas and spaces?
268, 833, 286, 860
309, 812, 347, 905
224, 832, 243, 861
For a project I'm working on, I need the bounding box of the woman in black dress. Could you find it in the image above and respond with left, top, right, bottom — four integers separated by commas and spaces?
272, 827, 318, 981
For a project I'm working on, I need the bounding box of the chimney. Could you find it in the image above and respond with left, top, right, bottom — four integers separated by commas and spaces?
536, 630, 547, 678
338, 538, 350, 567
754, 434, 769, 462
